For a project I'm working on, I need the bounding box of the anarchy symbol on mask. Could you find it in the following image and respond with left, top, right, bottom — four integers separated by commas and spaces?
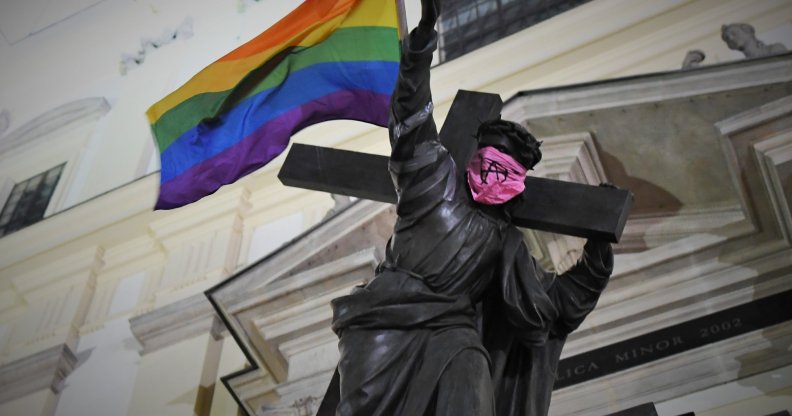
479, 156, 510, 184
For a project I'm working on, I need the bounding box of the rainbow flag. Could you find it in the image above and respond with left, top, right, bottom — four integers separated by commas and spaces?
147, 0, 401, 209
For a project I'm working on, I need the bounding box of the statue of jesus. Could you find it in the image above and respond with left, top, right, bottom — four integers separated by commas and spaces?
326, 1, 614, 414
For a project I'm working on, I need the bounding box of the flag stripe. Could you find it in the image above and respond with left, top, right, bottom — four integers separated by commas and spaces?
146, 0, 397, 122
148, 0, 400, 209
220, 0, 396, 62
156, 89, 391, 209
152, 26, 398, 152
160, 60, 398, 183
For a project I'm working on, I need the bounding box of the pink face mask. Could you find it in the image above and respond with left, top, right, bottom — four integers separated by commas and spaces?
466, 146, 528, 205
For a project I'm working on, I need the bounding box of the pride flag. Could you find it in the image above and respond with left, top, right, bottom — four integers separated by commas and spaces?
147, 0, 401, 209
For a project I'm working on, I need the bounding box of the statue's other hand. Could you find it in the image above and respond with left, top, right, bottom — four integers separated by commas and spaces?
420, 0, 441, 28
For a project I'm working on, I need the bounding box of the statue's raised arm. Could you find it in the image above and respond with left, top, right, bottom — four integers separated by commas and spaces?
388, 0, 441, 160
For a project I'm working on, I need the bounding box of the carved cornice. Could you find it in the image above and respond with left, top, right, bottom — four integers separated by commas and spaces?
753, 129, 792, 243
715, 94, 792, 136
129, 292, 223, 355
223, 367, 275, 416
503, 53, 792, 120
209, 200, 391, 307
0, 344, 76, 404
148, 187, 251, 248
11, 246, 104, 299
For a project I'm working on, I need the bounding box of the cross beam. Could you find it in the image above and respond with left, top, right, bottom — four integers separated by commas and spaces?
278, 91, 632, 243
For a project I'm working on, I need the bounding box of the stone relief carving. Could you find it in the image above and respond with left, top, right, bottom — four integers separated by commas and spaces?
681, 49, 706, 69
721, 23, 787, 58
120, 17, 194, 75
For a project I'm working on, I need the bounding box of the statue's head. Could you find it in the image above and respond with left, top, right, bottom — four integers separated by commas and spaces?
721, 23, 755, 50
466, 118, 542, 205
475, 118, 542, 170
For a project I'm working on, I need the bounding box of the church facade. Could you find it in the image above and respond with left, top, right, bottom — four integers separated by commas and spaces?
0, 1, 790, 415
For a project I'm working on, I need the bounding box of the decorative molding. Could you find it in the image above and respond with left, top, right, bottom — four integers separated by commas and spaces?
242, 249, 378, 383
101, 236, 165, 278
531, 132, 607, 183
2, 244, 103, 362
502, 54, 792, 121
148, 187, 250, 247
0, 344, 76, 404
120, 17, 194, 75
0, 98, 110, 156
715, 94, 792, 136
617, 204, 746, 252
11, 246, 104, 297
210, 200, 392, 307
753, 129, 792, 244
129, 292, 221, 355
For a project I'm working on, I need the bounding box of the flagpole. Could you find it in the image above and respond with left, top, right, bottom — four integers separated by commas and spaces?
396, 0, 409, 40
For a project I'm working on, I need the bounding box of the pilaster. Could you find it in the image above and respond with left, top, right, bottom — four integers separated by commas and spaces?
148, 187, 249, 305
3, 246, 104, 363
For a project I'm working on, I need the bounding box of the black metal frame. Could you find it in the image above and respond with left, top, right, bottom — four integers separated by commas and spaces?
0, 163, 65, 237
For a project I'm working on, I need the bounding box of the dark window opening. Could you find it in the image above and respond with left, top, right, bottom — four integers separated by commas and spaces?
438, 0, 593, 62
0, 164, 65, 237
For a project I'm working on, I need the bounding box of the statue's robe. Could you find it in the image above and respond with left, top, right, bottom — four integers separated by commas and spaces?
327, 29, 613, 416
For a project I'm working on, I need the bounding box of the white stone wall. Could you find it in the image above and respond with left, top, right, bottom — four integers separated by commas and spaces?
53, 318, 140, 416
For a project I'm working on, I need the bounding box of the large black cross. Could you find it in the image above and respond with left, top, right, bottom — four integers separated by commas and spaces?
278, 90, 632, 242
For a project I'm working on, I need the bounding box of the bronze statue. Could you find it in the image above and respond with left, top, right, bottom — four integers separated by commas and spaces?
323, 1, 614, 414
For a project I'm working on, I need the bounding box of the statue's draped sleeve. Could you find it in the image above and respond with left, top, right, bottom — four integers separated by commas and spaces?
547, 239, 613, 334
484, 233, 613, 416
388, 29, 438, 161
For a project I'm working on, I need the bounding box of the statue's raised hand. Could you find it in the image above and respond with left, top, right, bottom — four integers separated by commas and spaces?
413, 0, 440, 47
419, 0, 441, 29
